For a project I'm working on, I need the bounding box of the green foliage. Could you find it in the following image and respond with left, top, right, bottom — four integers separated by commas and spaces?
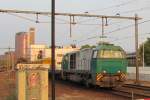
81, 44, 96, 49
97, 41, 110, 45
81, 44, 91, 49
91, 45, 96, 48
139, 38, 150, 66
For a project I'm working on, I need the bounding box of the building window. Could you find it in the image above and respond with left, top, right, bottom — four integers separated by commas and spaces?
37, 50, 43, 59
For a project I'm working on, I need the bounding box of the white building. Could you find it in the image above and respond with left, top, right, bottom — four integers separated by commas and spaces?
29, 44, 79, 70
29, 44, 47, 61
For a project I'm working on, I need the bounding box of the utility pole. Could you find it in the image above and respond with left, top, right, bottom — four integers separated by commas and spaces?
8, 47, 10, 70
143, 43, 145, 68
7, 47, 11, 71
135, 14, 139, 84
51, 0, 55, 100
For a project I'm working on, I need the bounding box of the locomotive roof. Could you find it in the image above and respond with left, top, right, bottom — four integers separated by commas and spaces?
64, 44, 124, 56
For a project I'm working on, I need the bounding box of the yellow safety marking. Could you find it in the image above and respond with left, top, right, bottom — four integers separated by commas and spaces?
96, 74, 103, 81
120, 73, 126, 80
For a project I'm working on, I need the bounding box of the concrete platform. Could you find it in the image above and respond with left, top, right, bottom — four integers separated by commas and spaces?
127, 67, 150, 81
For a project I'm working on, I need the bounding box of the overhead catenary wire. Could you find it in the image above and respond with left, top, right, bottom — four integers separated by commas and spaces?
119, 6, 150, 15
5, 12, 127, 26
8, 13, 131, 28
0, 8, 142, 43
77, 6, 150, 26
0, 9, 143, 51
84, 0, 136, 13
77, 31, 150, 44
110, 32, 150, 43
7, 13, 36, 22
76, 19, 150, 43
76, 17, 99, 24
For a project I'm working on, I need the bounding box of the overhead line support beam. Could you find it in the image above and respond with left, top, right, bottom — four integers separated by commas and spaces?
0, 9, 142, 20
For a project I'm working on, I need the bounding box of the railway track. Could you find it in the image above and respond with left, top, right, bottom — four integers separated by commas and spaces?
111, 83, 150, 99
54, 79, 150, 99
48, 74, 150, 99
48, 80, 129, 100
123, 84, 150, 91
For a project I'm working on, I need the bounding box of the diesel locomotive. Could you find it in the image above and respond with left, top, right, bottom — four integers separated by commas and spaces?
61, 44, 127, 87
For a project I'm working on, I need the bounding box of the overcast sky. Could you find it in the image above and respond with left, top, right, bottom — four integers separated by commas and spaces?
0, 0, 150, 54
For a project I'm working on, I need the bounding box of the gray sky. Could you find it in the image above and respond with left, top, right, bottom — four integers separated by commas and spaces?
0, 0, 150, 54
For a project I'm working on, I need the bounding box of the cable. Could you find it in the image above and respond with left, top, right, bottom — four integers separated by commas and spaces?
76, 19, 150, 43
8, 13, 36, 22
85, 0, 136, 13
8, 13, 101, 26
110, 32, 150, 43
77, 18, 99, 24
38, 19, 125, 26
46, 15, 70, 23
6, 11, 135, 28
8, 13, 71, 24
77, 26, 100, 42
56, 17, 70, 23
119, 7, 150, 15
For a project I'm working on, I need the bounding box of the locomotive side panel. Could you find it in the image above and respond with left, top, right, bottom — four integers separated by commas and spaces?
77, 49, 93, 71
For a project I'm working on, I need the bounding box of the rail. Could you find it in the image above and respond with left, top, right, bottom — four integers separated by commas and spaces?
111, 84, 150, 99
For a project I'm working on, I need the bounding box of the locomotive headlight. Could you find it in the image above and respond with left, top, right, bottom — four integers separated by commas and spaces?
103, 70, 106, 74
117, 70, 121, 73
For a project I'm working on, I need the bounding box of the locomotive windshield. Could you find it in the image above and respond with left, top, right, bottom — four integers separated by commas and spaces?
98, 50, 125, 58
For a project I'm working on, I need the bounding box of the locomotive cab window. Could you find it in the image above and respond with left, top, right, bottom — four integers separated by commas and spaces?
98, 50, 124, 58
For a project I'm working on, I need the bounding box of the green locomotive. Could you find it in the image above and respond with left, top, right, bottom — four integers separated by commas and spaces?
61, 44, 127, 87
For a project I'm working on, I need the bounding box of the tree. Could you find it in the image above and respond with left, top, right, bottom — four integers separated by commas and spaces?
97, 41, 110, 45
81, 44, 96, 49
139, 38, 150, 66
91, 45, 96, 48
81, 44, 91, 49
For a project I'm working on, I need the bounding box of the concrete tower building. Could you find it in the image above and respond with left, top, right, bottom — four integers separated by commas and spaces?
15, 32, 28, 60
29, 27, 35, 45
